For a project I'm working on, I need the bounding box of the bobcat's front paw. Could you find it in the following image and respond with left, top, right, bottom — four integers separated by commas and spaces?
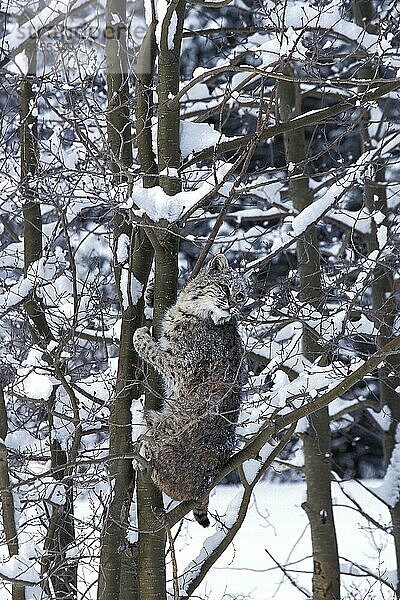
133, 327, 153, 362
133, 326, 150, 346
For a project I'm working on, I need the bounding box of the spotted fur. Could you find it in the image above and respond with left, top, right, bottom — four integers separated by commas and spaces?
133, 254, 248, 526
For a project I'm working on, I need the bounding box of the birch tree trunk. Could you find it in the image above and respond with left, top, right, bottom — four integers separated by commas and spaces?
278, 69, 340, 600
364, 160, 400, 594
20, 30, 78, 599
42, 397, 77, 600
21, 39, 52, 346
135, 4, 185, 598
0, 386, 24, 600
351, 1, 400, 591
97, 1, 153, 599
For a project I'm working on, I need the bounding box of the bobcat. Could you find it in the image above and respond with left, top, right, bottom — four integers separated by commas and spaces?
133, 254, 248, 526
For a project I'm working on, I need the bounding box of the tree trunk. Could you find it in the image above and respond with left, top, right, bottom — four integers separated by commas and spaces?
42, 395, 77, 600
20, 31, 53, 346
365, 163, 400, 595
20, 26, 78, 599
97, 2, 154, 599
352, 0, 400, 592
156, 0, 186, 195
278, 68, 340, 600
136, 21, 158, 189
105, 0, 132, 174
97, 229, 153, 600
0, 386, 24, 600
21, 29, 78, 599
136, 4, 185, 598
11, 22, 43, 600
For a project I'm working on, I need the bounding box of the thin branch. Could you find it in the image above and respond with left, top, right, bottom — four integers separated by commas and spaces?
264, 547, 310, 597
181, 78, 400, 170
166, 525, 180, 600
0, 0, 93, 69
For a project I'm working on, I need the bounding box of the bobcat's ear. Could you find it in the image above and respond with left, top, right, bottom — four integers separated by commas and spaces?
243, 270, 252, 287
208, 254, 229, 273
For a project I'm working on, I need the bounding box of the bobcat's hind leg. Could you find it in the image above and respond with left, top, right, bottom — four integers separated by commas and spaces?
132, 432, 154, 473
132, 453, 149, 473
146, 406, 173, 427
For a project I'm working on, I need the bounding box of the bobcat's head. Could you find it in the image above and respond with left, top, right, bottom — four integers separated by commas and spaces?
179, 255, 248, 325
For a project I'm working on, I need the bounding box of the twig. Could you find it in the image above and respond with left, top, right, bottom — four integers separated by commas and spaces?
166, 524, 180, 600
264, 547, 311, 597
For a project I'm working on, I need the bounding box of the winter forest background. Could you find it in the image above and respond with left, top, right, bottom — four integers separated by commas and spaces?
1, 0, 400, 598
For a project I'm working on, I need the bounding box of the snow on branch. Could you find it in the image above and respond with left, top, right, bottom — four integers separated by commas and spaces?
178, 489, 245, 597
247, 133, 400, 274
0, 555, 41, 586
1, 0, 89, 68
128, 162, 235, 223
182, 79, 400, 169
279, 0, 393, 58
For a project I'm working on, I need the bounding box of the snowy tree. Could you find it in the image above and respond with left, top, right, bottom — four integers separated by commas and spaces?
1, 0, 400, 599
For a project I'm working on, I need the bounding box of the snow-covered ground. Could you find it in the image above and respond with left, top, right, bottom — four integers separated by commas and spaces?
173, 480, 396, 600
0, 480, 395, 599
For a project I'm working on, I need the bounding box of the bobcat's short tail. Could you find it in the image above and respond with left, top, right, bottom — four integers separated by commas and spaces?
193, 497, 210, 527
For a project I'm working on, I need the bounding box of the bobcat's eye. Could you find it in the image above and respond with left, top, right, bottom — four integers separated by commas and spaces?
235, 291, 245, 303
219, 284, 230, 297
